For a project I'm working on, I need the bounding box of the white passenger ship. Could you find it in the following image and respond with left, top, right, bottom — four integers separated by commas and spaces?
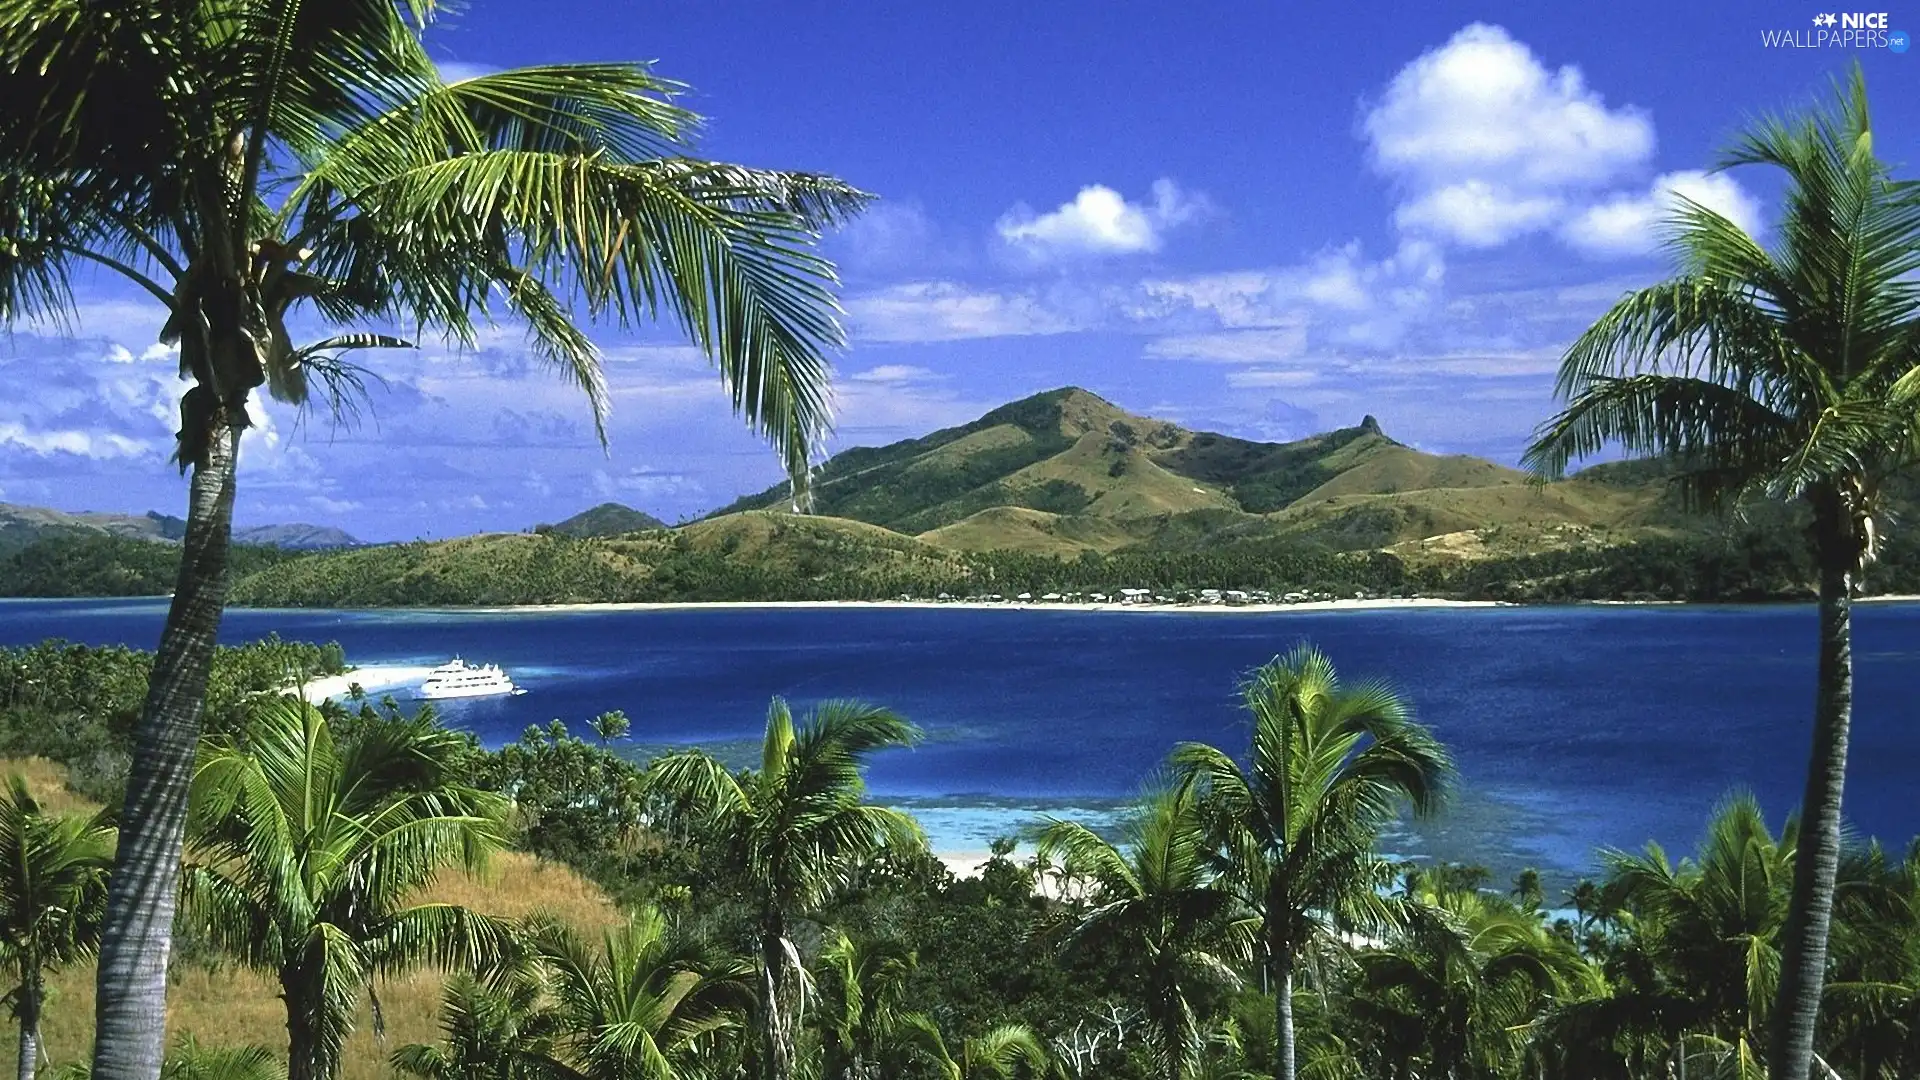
418, 658, 523, 699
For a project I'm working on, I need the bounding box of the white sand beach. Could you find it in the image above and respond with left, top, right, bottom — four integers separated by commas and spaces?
297, 664, 438, 704
470, 596, 1510, 616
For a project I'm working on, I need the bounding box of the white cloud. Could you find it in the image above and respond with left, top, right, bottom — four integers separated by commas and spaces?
591, 468, 699, 501
0, 421, 154, 460
845, 282, 1085, 343
1365, 24, 1655, 249
1394, 182, 1564, 248
1134, 240, 1445, 348
1144, 327, 1308, 364
1224, 369, 1322, 388
849, 364, 939, 384
434, 60, 500, 84
996, 179, 1209, 259
1562, 169, 1764, 258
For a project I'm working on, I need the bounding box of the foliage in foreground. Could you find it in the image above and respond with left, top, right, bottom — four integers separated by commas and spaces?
8, 640, 1920, 1079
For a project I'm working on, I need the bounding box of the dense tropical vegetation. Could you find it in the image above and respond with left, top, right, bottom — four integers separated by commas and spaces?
2, 635, 1920, 1079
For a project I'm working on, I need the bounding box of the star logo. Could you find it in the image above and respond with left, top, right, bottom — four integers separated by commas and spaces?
1813, 12, 1838, 26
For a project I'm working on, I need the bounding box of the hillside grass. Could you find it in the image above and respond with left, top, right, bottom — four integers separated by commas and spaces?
5, 759, 623, 1080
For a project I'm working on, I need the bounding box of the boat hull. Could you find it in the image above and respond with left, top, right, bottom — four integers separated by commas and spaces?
417, 683, 521, 700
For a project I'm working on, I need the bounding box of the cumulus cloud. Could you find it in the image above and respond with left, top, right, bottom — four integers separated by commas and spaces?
1365, 24, 1659, 251
996, 179, 1209, 259
1561, 170, 1764, 257
0, 421, 155, 460
1134, 240, 1445, 348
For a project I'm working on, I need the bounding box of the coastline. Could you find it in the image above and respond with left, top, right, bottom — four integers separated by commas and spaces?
463, 596, 1512, 615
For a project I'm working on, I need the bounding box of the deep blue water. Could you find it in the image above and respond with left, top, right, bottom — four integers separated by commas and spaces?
4, 598, 1917, 884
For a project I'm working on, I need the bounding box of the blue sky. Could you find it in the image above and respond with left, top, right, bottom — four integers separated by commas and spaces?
4, 1, 1917, 540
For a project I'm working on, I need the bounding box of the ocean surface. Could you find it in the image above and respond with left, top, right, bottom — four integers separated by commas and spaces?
5, 598, 1918, 888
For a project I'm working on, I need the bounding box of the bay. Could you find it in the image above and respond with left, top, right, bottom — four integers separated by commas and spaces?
5, 597, 1917, 887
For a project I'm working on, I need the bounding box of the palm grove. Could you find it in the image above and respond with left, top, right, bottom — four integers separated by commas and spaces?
0, 0, 1916, 1074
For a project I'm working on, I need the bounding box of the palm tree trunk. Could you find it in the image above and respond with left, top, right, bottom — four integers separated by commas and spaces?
761, 917, 795, 1080
90, 422, 242, 1080
1273, 950, 1296, 1080
16, 973, 40, 1080
284, 966, 324, 1080
1769, 517, 1856, 1080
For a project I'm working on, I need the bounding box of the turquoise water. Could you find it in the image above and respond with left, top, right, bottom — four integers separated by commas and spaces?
6, 598, 1918, 889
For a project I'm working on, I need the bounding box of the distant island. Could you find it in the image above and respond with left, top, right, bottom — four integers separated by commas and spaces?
4, 388, 1916, 605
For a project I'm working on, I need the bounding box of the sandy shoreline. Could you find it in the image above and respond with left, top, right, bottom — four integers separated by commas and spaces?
463, 596, 1511, 615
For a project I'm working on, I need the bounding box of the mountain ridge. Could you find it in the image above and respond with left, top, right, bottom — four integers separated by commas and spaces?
0, 502, 360, 554
711, 386, 1667, 558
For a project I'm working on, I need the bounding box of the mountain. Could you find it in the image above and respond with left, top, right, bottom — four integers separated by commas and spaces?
711, 387, 1668, 558
233, 523, 362, 548
541, 502, 668, 538
0, 502, 359, 556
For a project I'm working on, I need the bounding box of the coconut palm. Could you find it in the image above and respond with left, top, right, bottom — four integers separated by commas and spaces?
0, 6, 863, 1074
184, 698, 512, 1080
816, 931, 921, 1080
1169, 645, 1451, 1080
531, 907, 754, 1080
1521, 66, 1920, 1080
642, 699, 922, 1080
900, 1019, 1054, 1080
590, 710, 632, 748
1572, 794, 1796, 1079
1814, 839, 1920, 1079
392, 969, 567, 1080
55, 1039, 286, 1080
1348, 878, 1596, 1080
1035, 782, 1250, 1080
0, 776, 114, 1080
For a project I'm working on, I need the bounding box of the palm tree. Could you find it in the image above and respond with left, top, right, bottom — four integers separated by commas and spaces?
0, 7, 864, 1075
1522, 66, 1920, 1080
1169, 645, 1451, 1080
392, 969, 567, 1080
1824, 839, 1920, 1079
1035, 782, 1250, 1080
531, 907, 754, 1080
184, 698, 512, 1080
1594, 794, 1795, 1078
642, 699, 922, 1080
56, 1039, 286, 1080
1349, 876, 1595, 1079
816, 930, 921, 1080
590, 710, 631, 748
900, 1019, 1054, 1080
0, 776, 114, 1080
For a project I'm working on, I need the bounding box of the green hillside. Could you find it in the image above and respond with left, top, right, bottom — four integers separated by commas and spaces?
16, 387, 1920, 607
713, 387, 1670, 557
228, 512, 975, 607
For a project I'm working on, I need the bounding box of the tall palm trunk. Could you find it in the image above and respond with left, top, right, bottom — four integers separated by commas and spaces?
16, 971, 40, 1080
90, 421, 242, 1080
284, 963, 328, 1080
761, 915, 796, 1080
1769, 505, 1858, 1080
1272, 946, 1296, 1080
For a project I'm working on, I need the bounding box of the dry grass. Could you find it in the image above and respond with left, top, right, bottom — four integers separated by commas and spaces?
2, 758, 624, 1080
1, 757, 103, 818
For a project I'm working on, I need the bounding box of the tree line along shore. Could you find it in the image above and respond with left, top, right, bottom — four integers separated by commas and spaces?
4, 521, 1919, 607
